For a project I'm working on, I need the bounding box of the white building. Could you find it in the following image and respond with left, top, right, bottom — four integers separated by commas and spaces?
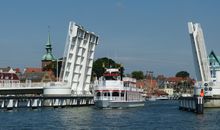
209, 51, 220, 82
162, 88, 174, 96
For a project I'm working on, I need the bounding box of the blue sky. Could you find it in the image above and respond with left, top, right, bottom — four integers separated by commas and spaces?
0, 0, 220, 78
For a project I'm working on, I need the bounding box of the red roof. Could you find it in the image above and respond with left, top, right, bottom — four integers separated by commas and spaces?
136, 81, 145, 88
0, 72, 19, 80
146, 79, 157, 88
14, 68, 21, 73
136, 79, 158, 88
167, 77, 183, 82
25, 68, 42, 73
154, 90, 168, 96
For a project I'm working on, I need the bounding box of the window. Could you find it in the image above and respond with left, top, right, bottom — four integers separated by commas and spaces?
103, 92, 110, 97
121, 92, 124, 97
112, 92, 119, 96
96, 92, 101, 97
124, 82, 129, 87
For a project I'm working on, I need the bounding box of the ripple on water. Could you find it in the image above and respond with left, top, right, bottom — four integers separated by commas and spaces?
1, 101, 220, 129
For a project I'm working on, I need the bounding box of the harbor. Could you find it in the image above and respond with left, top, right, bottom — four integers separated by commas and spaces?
1, 0, 220, 129
0, 21, 220, 112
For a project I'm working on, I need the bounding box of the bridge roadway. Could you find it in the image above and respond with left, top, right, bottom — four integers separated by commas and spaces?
0, 87, 43, 95
0, 82, 95, 110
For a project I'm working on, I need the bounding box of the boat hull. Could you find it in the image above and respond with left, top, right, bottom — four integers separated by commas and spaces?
94, 100, 145, 108
204, 96, 220, 107
204, 99, 220, 107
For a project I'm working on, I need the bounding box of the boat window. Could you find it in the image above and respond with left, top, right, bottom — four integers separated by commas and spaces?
121, 92, 124, 97
104, 92, 110, 96
96, 92, 101, 96
105, 76, 118, 80
112, 92, 119, 96
124, 82, 129, 87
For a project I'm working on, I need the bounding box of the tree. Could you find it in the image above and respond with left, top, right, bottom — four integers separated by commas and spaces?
92, 57, 123, 79
131, 71, 144, 80
175, 71, 190, 78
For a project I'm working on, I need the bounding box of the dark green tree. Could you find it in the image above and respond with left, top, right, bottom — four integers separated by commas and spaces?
175, 71, 190, 78
131, 71, 144, 80
92, 57, 123, 79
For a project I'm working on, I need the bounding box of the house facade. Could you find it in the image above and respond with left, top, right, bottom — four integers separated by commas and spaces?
0, 70, 20, 87
208, 51, 220, 82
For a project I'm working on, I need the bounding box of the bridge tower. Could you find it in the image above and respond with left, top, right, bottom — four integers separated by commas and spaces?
60, 22, 99, 95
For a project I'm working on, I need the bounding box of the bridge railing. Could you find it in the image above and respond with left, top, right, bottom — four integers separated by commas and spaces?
0, 80, 69, 88
70, 90, 93, 96
0, 80, 20, 88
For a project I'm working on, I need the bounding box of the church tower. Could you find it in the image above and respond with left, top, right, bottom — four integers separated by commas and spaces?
42, 33, 56, 71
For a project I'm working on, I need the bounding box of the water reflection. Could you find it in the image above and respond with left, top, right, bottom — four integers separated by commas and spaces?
1, 101, 220, 129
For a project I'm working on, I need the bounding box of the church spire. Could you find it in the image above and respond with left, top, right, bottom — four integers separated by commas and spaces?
46, 32, 51, 46
45, 33, 52, 54
42, 31, 55, 61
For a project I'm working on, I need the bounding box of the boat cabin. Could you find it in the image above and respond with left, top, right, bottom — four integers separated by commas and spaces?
103, 68, 122, 80
94, 68, 143, 102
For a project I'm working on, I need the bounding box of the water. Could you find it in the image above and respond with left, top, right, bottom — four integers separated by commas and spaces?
0, 100, 220, 130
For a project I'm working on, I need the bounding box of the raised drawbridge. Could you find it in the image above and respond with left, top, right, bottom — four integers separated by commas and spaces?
59, 22, 99, 95
188, 22, 220, 103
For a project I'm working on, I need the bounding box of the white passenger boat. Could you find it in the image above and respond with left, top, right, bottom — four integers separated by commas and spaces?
146, 96, 157, 101
156, 95, 169, 100
94, 68, 145, 108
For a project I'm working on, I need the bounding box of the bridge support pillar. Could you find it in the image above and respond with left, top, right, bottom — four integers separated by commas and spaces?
196, 96, 204, 114
179, 96, 204, 114
7, 99, 14, 110
32, 99, 39, 109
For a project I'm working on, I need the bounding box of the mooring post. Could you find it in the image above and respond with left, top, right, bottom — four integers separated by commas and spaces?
196, 96, 203, 114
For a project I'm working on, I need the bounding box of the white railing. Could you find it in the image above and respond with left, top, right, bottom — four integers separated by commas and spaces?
98, 80, 123, 87
0, 81, 69, 88
0, 80, 20, 88
70, 90, 93, 96
94, 85, 143, 93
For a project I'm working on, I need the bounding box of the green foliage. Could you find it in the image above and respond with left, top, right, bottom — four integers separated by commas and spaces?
92, 57, 123, 78
131, 71, 144, 80
175, 71, 190, 78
